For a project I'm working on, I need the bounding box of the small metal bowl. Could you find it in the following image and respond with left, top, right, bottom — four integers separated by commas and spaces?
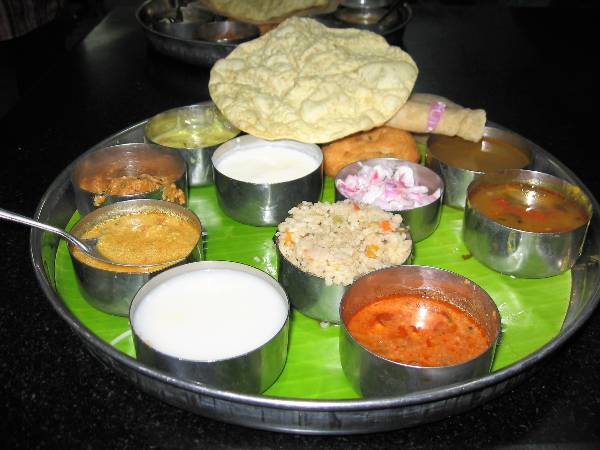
195, 21, 260, 44
339, 265, 501, 397
463, 169, 592, 278
212, 136, 323, 226
129, 261, 289, 394
427, 126, 534, 209
334, 158, 444, 242
276, 243, 349, 324
71, 143, 188, 216
68, 199, 203, 316
145, 102, 240, 186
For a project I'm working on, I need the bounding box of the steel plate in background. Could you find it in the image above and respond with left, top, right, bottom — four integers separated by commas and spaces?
30, 121, 600, 434
135, 0, 413, 67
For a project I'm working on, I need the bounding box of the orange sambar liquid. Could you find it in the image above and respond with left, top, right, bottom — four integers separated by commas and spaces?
347, 293, 490, 367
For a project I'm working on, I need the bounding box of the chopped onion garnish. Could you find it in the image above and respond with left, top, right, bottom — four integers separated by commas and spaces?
336, 164, 440, 211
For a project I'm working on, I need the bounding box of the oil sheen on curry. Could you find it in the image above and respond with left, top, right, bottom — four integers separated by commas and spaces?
428, 135, 530, 172
347, 292, 490, 367
469, 182, 590, 233
71, 210, 200, 272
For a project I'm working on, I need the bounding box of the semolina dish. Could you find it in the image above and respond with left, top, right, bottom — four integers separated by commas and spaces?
276, 200, 412, 286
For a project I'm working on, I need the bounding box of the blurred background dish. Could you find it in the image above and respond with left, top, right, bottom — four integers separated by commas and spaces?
136, 0, 412, 67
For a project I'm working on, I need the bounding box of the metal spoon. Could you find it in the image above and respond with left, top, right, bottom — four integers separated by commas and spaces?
0, 207, 118, 266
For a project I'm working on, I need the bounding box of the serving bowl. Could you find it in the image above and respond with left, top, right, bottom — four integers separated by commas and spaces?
334, 158, 443, 242
212, 135, 323, 226
195, 20, 260, 43
129, 261, 289, 394
69, 199, 203, 316
145, 102, 240, 186
275, 200, 413, 323
71, 142, 188, 216
339, 265, 501, 397
463, 169, 592, 278
427, 126, 534, 209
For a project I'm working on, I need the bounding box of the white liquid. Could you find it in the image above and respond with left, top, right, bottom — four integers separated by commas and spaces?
132, 269, 288, 361
215, 146, 320, 184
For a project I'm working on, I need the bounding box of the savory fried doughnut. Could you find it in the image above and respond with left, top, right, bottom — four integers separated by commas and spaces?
322, 126, 420, 177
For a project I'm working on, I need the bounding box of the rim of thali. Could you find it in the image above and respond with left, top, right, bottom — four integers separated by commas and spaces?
30, 119, 600, 414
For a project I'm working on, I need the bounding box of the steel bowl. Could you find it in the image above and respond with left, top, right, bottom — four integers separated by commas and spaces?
277, 242, 349, 323
339, 265, 501, 397
463, 169, 592, 278
195, 20, 260, 43
427, 126, 534, 209
129, 261, 289, 394
334, 158, 444, 242
212, 136, 323, 226
71, 142, 188, 216
68, 199, 203, 316
144, 102, 240, 186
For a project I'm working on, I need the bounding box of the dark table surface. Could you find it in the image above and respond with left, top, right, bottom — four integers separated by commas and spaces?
2, 2, 600, 448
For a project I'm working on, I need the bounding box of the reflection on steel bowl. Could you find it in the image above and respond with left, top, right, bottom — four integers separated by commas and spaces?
339, 265, 501, 397
145, 102, 240, 186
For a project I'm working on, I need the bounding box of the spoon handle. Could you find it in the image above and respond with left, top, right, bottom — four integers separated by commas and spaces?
0, 207, 87, 252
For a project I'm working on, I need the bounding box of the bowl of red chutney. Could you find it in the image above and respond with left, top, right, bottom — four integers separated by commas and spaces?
338, 265, 501, 397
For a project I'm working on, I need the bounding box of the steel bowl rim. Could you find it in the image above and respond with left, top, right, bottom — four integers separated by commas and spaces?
334, 157, 445, 213
129, 260, 290, 363
338, 264, 502, 369
465, 168, 593, 236
70, 141, 187, 196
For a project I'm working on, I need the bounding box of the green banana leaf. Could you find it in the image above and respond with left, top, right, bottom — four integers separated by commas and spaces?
55, 177, 570, 399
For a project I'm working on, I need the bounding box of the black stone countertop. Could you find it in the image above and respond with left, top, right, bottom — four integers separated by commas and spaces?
1, 3, 599, 448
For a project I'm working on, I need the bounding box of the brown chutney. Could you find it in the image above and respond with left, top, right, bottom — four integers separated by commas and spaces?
71, 209, 200, 272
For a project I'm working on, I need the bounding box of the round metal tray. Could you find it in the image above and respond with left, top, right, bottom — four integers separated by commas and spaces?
30, 120, 600, 434
136, 0, 412, 67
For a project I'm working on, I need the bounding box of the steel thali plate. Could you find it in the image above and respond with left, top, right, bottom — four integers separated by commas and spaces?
30, 120, 600, 434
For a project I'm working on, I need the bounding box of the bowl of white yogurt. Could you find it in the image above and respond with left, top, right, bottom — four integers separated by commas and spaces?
212, 135, 323, 226
129, 260, 290, 394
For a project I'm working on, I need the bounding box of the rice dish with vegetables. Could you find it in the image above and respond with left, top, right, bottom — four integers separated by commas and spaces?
276, 200, 412, 286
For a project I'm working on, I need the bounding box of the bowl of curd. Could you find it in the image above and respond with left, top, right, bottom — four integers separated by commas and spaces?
129, 261, 290, 394
212, 135, 323, 226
